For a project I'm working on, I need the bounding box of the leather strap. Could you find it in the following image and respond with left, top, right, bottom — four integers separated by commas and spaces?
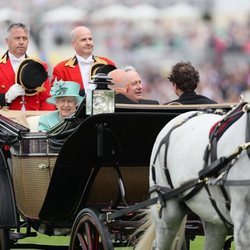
246, 110, 250, 158
151, 111, 203, 188
210, 179, 250, 186
103, 179, 201, 222
204, 184, 233, 230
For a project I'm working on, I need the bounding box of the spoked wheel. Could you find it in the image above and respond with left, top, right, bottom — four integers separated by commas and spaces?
0, 229, 10, 250
70, 208, 114, 250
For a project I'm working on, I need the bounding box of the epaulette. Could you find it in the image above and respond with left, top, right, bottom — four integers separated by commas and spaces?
0, 54, 7, 64
65, 57, 76, 68
93, 55, 111, 65
30, 57, 43, 63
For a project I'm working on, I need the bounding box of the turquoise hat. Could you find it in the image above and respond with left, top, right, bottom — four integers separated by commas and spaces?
47, 79, 83, 105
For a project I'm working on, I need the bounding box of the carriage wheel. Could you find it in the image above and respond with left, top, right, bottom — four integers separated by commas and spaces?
0, 229, 10, 250
70, 208, 114, 250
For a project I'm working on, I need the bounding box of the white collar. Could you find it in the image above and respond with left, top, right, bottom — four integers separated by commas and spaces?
76, 54, 94, 64
8, 52, 25, 62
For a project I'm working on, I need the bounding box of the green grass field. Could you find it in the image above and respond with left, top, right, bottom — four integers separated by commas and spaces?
18, 233, 235, 249
19, 234, 70, 245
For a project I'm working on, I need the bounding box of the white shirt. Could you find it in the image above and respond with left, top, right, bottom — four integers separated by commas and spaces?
76, 54, 94, 90
8, 52, 26, 110
8, 52, 25, 73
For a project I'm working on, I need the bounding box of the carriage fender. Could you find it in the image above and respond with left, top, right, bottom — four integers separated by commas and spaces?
0, 148, 18, 228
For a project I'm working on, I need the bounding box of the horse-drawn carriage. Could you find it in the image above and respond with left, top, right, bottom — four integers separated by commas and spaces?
0, 102, 236, 249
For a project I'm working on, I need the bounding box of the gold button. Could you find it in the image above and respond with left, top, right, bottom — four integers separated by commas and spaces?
1, 85, 6, 89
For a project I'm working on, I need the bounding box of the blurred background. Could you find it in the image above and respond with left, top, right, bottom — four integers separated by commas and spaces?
1, 0, 250, 104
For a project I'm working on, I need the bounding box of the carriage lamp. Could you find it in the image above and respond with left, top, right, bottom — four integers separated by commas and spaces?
86, 73, 115, 115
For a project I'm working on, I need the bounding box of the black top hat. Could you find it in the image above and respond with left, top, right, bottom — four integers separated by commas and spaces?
90, 62, 116, 77
16, 58, 48, 96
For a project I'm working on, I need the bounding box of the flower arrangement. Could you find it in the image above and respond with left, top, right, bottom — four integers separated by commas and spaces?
50, 79, 68, 97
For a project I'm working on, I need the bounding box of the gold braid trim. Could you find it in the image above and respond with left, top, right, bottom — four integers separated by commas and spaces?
93, 56, 110, 65
0, 54, 7, 64
65, 57, 76, 68
90, 56, 110, 76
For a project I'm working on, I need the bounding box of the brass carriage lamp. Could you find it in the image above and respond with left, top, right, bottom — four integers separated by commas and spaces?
86, 73, 115, 115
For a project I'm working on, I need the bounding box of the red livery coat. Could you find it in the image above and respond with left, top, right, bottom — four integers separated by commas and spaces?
0, 52, 55, 111
52, 55, 115, 90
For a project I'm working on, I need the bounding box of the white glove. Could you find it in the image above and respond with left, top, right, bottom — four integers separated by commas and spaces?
5, 83, 25, 103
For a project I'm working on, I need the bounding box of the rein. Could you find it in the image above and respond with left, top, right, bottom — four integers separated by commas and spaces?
207, 142, 250, 186
101, 178, 202, 223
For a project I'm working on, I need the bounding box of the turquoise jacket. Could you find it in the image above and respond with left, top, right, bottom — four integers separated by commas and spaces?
38, 111, 62, 131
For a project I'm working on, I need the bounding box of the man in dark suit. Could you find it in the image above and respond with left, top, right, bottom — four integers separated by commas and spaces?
165, 61, 217, 105
107, 66, 159, 104
120, 66, 159, 104
96, 65, 159, 104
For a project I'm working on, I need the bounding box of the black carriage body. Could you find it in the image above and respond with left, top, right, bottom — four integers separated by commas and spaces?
39, 112, 179, 222
40, 104, 219, 222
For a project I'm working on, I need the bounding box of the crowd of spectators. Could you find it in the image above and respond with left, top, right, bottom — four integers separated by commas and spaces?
88, 18, 250, 104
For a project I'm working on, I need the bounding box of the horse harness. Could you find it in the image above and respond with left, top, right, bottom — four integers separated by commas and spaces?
150, 101, 250, 230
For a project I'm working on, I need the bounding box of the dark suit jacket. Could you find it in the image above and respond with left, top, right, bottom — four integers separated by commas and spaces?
115, 94, 159, 104
165, 91, 217, 105
115, 94, 136, 104
138, 99, 159, 104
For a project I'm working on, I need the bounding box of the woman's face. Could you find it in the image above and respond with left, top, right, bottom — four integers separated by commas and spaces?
56, 96, 77, 118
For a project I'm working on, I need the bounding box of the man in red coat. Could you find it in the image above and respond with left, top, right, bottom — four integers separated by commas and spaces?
0, 23, 55, 111
52, 26, 115, 97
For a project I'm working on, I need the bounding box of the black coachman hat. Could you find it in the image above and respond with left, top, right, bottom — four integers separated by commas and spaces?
90, 62, 117, 77
95, 64, 117, 75
16, 58, 48, 96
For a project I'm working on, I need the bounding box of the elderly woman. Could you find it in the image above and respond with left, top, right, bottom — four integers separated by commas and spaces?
38, 80, 83, 131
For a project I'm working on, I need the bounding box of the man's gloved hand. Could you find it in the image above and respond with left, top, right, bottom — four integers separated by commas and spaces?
5, 83, 25, 103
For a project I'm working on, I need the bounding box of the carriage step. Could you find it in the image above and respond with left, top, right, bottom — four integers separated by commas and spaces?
9, 231, 37, 240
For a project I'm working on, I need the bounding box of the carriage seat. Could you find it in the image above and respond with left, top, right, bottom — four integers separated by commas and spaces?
26, 115, 41, 132
0, 110, 52, 132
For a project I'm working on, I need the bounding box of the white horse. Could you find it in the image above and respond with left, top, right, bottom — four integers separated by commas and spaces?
136, 103, 250, 250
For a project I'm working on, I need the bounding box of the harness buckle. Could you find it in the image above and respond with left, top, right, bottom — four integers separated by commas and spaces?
242, 142, 250, 150
106, 212, 113, 223
198, 178, 203, 183
156, 200, 161, 215
204, 177, 210, 184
